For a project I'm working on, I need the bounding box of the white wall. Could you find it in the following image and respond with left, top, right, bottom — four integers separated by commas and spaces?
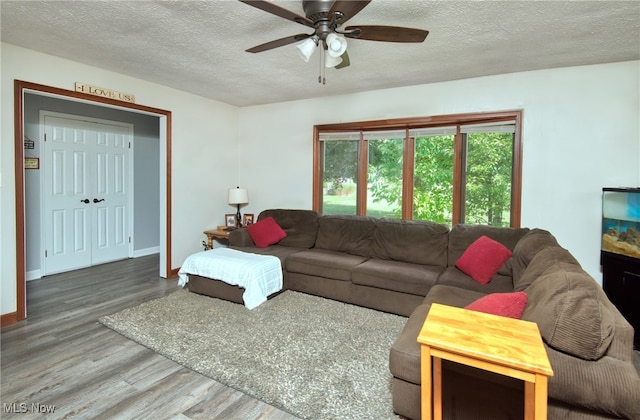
1, 43, 239, 316
238, 61, 640, 283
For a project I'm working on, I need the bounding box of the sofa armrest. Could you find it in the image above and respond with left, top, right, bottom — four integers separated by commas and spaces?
545, 345, 640, 419
229, 228, 253, 247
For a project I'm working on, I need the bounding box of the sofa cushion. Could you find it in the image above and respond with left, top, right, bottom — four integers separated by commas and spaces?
285, 248, 367, 281
522, 264, 616, 360
231, 244, 304, 267
246, 217, 287, 247
448, 224, 530, 276
510, 229, 559, 284
422, 284, 487, 309
315, 215, 376, 257
514, 246, 580, 292
465, 292, 527, 319
390, 304, 431, 385
390, 285, 485, 384
436, 266, 515, 294
456, 235, 512, 284
258, 209, 319, 249
375, 218, 449, 266
351, 258, 441, 296
228, 228, 255, 247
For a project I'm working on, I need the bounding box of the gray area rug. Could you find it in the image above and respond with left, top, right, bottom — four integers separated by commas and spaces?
99, 289, 407, 419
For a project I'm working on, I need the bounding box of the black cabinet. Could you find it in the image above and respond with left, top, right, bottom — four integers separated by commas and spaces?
601, 251, 640, 349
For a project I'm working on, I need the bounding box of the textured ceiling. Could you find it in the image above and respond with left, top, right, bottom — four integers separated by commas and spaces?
1, 0, 639, 107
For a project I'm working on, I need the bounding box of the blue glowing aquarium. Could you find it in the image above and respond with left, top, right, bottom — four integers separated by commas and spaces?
602, 187, 640, 260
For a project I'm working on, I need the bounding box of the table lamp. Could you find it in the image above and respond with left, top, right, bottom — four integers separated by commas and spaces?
228, 186, 249, 227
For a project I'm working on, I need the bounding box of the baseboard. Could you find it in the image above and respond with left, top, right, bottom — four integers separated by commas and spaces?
26, 269, 42, 281
1, 311, 18, 327
133, 246, 160, 258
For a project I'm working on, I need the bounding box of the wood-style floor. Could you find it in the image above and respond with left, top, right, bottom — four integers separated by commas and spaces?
1, 255, 299, 419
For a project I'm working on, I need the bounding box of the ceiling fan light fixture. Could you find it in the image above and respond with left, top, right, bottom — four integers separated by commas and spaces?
324, 53, 343, 68
326, 33, 347, 57
296, 37, 318, 62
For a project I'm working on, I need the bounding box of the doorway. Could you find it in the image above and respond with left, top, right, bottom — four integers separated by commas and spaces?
12, 80, 173, 323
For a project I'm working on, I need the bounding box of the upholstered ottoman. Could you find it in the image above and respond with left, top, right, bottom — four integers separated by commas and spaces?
178, 248, 283, 309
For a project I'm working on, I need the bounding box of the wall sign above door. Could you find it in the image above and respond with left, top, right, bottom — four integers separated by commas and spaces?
75, 82, 135, 103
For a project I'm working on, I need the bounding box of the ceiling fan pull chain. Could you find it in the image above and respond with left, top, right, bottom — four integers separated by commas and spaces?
322, 47, 327, 85
319, 45, 327, 84
318, 44, 322, 83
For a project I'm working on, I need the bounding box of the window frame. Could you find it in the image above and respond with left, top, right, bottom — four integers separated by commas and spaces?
313, 110, 523, 227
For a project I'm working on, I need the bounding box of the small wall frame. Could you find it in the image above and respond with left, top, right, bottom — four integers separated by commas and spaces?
24, 157, 39, 169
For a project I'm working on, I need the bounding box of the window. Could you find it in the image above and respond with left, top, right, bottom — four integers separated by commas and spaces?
410, 126, 456, 224
313, 111, 522, 227
460, 122, 516, 226
365, 130, 405, 218
321, 133, 359, 215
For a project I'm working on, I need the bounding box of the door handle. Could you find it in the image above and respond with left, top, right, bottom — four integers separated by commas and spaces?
80, 199, 90, 204
93, 198, 105, 203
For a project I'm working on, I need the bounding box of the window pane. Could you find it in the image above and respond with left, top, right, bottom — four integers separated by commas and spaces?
463, 132, 513, 227
322, 140, 358, 215
413, 135, 455, 225
367, 136, 404, 218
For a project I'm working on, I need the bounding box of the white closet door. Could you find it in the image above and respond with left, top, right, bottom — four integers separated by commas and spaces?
43, 114, 132, 275
90, 122, 130, 265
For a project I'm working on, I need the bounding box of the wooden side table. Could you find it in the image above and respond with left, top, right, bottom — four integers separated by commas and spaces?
417, 303, 553, 420
204, 226, 230, 249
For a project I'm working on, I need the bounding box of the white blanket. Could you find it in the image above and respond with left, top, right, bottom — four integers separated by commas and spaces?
178, 248, 282, 309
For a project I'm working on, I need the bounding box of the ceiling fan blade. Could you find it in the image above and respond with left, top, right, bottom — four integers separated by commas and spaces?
246, 33, 313, 53
328, 0, 371, 25
334, 51, 350, 69
345, 25, 429, 43
238, 0, 314, 28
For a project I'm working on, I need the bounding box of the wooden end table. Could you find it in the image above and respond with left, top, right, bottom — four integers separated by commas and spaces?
417, 303, 553, 420
204, 226, 231, 249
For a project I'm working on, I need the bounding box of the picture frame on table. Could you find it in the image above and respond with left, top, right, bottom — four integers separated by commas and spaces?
243, 213, 254, 226
225, 214, 237, 228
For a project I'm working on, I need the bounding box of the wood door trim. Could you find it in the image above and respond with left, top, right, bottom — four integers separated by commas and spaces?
6, 79, 173, 326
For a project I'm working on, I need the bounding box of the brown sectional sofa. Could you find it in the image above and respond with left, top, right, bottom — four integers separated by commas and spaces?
224, 209, 640, 419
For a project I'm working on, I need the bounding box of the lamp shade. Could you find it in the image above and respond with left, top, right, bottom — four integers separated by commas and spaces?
325, 53, 343, 68
228, 187, 248, 205
326, 33, 347, 57
296, 38, 317, 62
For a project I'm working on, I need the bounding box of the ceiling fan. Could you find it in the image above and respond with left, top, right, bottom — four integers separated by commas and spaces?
239, 0, 429, 83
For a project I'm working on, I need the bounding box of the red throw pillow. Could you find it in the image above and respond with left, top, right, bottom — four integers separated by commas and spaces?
465, 292, 528, 319
246, 216, 287, 248
456, 235, 512, 284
